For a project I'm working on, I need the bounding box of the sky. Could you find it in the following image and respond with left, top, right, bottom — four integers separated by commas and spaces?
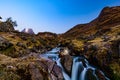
0, 0, 120, 34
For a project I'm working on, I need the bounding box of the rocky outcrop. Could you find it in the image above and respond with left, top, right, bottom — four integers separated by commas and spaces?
59, 47, 73, 76
60, 55, 73, 76
28, 58, 64, 80
0, 36, 13, 50
0, 53, 64, 80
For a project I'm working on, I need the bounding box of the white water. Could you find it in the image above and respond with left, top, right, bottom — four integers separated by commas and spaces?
40, 48, 110, 80
56, 59, 71, 80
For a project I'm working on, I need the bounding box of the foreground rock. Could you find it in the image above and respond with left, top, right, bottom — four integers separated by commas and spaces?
0, 53, 64, 80
60, 55, 73, 76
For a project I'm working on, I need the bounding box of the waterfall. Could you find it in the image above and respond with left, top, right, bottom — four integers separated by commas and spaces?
71, 58, 81, 80
56, 59, 71, 80
40, 47, 110, 80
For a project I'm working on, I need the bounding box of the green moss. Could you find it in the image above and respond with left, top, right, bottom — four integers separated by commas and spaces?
0, 46, 16, 57
109, 62, 120, 80
0, 66, 20, 80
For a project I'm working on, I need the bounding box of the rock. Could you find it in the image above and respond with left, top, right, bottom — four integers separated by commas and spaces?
85, 69, 97, 80
51, 64, 63, 80
59, 47, 70, 57
60, 55, 73, 75
0, 36, 13, 50
16, 42, 26, 48
40, 59, 64, 80
28, 62, 44, 80
30, 59, 64, 80
95, 69, 106, 80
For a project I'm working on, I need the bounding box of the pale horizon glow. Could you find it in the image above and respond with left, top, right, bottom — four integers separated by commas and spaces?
0, 0, 120, 34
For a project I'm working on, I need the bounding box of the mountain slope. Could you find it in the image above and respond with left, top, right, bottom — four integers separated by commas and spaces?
63, 6, 120, 39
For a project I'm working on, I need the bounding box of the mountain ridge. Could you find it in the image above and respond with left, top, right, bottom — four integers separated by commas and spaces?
63, 6, 120, 39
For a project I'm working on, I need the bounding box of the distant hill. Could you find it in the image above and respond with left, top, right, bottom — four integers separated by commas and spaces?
63, 6, 120, 39
22, 28, 34, 34
37, 32, 57, 38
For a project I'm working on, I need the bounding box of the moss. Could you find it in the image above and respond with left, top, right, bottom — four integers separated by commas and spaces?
0, 65, 20, 80
109, 62, 120, 80
0, 46, 16, 57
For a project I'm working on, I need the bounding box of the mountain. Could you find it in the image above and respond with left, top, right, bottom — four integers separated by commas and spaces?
22, 28, 35, 34
63, 6, 120, 39
37, 32, 57, 38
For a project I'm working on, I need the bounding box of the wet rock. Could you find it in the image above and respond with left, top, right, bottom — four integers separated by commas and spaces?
41, 59, 64, 80
85, 69, 97, 80
95, 69, 106, 80
51, 64, 63, 80
80, 58, 87, 68
61, 55, 73, 75
35, 59, 64, 80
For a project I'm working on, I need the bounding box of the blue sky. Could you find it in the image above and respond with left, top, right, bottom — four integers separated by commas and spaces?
0, 0, 120, 34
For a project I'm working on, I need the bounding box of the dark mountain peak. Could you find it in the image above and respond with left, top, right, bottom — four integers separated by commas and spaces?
100, 6, 120, 15
22, 28, 34, 34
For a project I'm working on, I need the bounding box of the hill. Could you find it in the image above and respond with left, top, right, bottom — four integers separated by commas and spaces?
63, 6, 120, 39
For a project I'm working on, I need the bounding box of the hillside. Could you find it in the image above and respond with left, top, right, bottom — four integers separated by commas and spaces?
0, 19, 63, 80
60, 6, 120, 80
63, 6, 120, 39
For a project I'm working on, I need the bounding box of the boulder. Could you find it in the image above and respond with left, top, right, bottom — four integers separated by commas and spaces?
60, 55, 73, 75
28, 58, 64, 80
59, 47, 70, 57
0, 36, 13, 50
28, 62, 44, 80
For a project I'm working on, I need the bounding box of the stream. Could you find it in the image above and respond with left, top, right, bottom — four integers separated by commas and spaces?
40, 47, 110, 80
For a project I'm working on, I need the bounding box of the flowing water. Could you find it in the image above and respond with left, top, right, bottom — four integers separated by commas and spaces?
40, 47, 110, 80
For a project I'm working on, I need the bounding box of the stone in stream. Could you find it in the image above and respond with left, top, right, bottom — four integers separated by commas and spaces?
95, 69, 106, 80
85, 69, 97, 80
60, 55, 73, 76
59, 47, 70, 57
